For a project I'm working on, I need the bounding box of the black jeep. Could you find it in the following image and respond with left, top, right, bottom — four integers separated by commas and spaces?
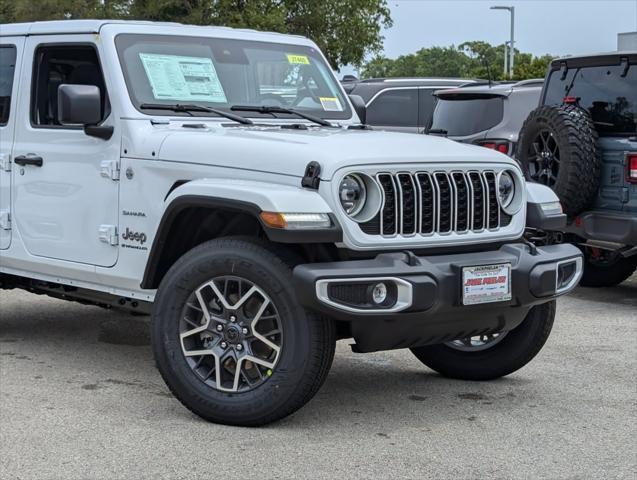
517, 52, 637, 286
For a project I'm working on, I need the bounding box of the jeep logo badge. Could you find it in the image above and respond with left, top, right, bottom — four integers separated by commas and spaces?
122, 228, 147, 245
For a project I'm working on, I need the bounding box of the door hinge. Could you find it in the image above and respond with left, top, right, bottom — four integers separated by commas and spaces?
100, 160, 120, 181
98, 224, 118, 245
0, 154, 11, 172
0, 210, 11, 230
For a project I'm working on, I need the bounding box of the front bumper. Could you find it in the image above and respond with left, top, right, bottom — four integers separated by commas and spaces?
293, 243, 582, 352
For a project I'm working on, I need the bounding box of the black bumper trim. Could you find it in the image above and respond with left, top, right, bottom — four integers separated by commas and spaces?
565, 210, 637, 246
293, 243, 582, 352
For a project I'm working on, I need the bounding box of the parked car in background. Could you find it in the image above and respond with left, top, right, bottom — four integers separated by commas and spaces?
429, 79, 543, 157
517, 52, 637, 287
345, 77, 477, 133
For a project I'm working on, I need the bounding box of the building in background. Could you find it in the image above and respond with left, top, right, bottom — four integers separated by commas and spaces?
618, 32, 637, 50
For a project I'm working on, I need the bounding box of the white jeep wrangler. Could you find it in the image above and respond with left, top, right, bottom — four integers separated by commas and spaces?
0, 20, 583, 426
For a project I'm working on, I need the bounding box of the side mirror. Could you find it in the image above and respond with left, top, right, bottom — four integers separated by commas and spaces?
348, 94, 366, 124
58, 84, 102, 126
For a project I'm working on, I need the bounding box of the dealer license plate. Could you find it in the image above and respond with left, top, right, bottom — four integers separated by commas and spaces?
462, 263, 512, 305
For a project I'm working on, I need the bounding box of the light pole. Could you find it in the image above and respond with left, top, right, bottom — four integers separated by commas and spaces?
490, 6, 515, 78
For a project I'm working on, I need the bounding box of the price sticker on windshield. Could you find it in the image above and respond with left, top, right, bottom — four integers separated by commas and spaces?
286, 54, 310, 65
319, 97, 343, 112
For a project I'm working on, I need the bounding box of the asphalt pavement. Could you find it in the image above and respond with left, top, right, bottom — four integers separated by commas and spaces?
1, 275, 636, 479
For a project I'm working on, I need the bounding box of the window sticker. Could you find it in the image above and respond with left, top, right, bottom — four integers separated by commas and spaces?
139, 53, 227, 103
319, 96, 343, 112
286, 54, 310, 65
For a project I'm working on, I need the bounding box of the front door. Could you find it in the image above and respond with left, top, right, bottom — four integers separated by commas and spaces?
0, 39, 23, 250
12, 36, 120, 267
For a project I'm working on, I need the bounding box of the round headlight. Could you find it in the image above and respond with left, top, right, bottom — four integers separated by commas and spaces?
339, 174, 366, 216
498, 171, 515, 209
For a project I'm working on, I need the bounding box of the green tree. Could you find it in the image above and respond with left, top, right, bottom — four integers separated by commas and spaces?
362, 41, 553, 81
0, 0, 392, 69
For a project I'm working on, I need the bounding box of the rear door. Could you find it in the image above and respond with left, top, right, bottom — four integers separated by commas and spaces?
0, 38, 24, 250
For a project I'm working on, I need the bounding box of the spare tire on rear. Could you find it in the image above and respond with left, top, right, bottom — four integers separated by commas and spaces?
517, 104, 600, 217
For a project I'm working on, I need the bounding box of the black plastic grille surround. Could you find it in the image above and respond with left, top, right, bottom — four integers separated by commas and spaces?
360, 170, 502, 236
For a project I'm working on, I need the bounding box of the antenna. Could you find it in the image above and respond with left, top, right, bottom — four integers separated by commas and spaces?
481, 55, 493, 87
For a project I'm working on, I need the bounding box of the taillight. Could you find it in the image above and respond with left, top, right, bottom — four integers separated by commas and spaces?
477, 140, 511, 155
627, 153, 637, 184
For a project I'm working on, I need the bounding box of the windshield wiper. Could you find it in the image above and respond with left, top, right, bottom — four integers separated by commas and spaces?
230, 105, 334, 127
426, 128, 448, 135
139, 103, 253, 125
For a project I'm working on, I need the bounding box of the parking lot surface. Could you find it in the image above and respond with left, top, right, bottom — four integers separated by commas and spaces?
1, 276, 636, 480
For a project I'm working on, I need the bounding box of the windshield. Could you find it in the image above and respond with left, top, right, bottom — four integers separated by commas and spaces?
115, 34, 351, 120
543, 63, 636, 136
430, 96, 504, 136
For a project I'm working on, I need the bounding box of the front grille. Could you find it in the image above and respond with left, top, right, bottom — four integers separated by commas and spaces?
360, 170, 502, 236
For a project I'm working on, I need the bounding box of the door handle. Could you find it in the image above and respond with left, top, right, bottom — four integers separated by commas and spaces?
14, 155, 43, 167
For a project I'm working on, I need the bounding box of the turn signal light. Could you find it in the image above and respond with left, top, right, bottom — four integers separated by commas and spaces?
259, 212, 332, 230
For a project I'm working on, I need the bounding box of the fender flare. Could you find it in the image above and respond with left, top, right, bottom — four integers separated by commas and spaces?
141, 180, 341, 289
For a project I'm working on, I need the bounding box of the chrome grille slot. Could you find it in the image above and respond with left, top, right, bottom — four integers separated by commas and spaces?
377, 173, 398, 236
451, 172, 470, 232
484, 171, 500, 229
396, 173, 417, 235
434, 173, 453, 234
468, 172, 485, 230
359, 169, 506, 238
416, 173, 435, 234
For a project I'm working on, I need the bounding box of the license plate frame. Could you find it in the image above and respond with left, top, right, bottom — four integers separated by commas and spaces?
462, 263, 512, 305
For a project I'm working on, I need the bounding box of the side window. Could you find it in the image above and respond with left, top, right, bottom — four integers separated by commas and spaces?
0, 46, 17, 126
366, 89, 418, 127
418, 89, 436, 127
31, 45, 110, 127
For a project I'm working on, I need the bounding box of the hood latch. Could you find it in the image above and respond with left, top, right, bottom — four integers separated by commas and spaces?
302, 161, 321, 190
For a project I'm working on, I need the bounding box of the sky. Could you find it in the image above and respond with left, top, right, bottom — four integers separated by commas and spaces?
344, 0, 637, 74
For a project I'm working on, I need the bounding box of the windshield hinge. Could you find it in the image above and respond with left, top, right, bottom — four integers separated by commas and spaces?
301, 161, 321, 190
100, 160, 120, 181
0, 210, 11, 230
620, 56, 630, 77
98, 224, 119, 246
0, 154, 11, 172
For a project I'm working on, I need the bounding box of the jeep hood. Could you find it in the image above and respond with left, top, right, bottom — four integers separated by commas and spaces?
151, 124, 516, 180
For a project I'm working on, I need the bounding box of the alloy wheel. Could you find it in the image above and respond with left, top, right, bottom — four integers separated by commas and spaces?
527, 129, 560, 187
179, 275, 283, 393
445, 332, 508, 352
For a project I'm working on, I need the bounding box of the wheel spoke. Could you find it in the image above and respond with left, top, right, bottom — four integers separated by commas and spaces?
250, 299, 281, 353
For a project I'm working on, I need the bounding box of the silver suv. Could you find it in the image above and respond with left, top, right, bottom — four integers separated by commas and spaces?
429, 80, 543, 156
345, 77, 477, 133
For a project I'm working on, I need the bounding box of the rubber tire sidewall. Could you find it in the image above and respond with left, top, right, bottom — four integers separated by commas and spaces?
580, 251, 637, 287
151, 238, 334, 426
410, 301, 556, 381
517, 105, 600, 217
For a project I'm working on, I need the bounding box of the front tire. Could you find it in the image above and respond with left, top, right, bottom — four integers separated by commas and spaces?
151, 238, 335, 426
410, 302, 556, 381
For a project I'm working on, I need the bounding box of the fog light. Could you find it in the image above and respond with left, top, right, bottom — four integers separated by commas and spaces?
556, 257, 583, 293
371, 282, 388, 304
